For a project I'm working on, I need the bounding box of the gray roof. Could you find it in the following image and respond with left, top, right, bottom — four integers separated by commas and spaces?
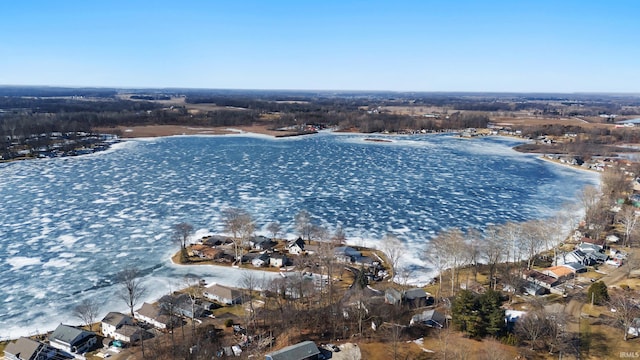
265, 340, 320, 360
411, 309, 446, 327
560, 262, 587, 272
204, 284, 242, 300
404, 288, 427, 300
49, 324, 93, 345
4, 337, 43, 360
101, 312, 131, 326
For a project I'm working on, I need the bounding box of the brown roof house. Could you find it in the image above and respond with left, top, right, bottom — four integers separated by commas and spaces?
203, 283, 243, 305
4, 337, 58, 360
135, 302, 176, 330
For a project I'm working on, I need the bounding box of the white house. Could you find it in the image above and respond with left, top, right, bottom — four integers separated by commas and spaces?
135, 302, 174, 330
48, 324, 97, 358
101, 312, 133, 339
287, 238, 305, 255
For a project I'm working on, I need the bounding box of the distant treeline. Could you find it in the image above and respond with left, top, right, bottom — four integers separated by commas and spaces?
2, 89, 640, 157
0, 86, 117, 98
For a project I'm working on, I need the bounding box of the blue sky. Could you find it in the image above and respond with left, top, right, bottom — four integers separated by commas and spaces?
1, 0, 638, 92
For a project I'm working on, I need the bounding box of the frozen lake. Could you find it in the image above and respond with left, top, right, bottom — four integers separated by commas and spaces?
0, 132, 598, 338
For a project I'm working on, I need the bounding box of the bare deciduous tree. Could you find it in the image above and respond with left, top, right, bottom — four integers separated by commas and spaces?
173, 222, 194, 250
608, 291, 640, 341
183, 275, 203, 338
601, 165, 631, 202
117, 266, 147, 318
427, 233, 449, 300
521, 220, 544, 270
294, 210, 314, 242
516, 310, 548, 350
72, 298, 101, 332
483, 225, 505, 290
266, 221, 281, 241
465, 228, 482, 284
381, 233, 403, 280
223, 208, 254, 261
579, 186, 607, 240
330, 225, 347, 246
617, 205, 638, 248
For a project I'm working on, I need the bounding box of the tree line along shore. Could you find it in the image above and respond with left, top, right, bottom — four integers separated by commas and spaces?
4, 88, 640, 162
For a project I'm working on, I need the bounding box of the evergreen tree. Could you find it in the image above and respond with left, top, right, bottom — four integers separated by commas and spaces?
587, 281, 609, 305
478, 289, 506, 337
452, 289, 482, 336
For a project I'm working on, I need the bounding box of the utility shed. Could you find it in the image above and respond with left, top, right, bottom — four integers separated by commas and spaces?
264, 340, 321, 360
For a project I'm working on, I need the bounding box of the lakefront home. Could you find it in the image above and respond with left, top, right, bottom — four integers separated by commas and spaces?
203, 283, 243, 305
135, 302, 174, 330
48, 324, 97, 358
101, 312, 133, 339
4, 337, 59, 360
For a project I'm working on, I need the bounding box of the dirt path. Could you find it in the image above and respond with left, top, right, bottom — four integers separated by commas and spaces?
564, 264, 629, 333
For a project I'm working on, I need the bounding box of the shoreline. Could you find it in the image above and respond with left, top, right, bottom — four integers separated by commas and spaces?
94, 124, 301, 139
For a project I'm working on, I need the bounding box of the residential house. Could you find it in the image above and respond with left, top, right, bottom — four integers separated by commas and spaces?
287, 238, 306, 255
557, 250, 597, 266
101, 312, 133, 339
4, 337, 58, 360
252, 253, 270, 267
303, 244, 318, 255
264, 340, 321, 360
48, 324, 97, 357
270, 254, 289, 268
523, 269, 558, 289
334, 246, 362, 263
112, 325, 149, 343
580, 237, 605, 249
385, 288, 403, 306
522, 281, 548, 296
203, 283, 243, 305
159, 293, 206, 319
577, 243, 603, 253
135, 302, 175, 330
403, 288, 433, 308
542, 266, 575, 281
410, 309, 447, 328
202, 235, 230, 247
250, 236, 277, 250
188, 244, 222, 260
560, 262, 587, 274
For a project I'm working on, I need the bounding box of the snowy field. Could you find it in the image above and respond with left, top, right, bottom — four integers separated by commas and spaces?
0, 132, 599, 338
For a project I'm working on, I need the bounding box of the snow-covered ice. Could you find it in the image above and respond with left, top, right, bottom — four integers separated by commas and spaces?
0, 133, 598, 339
